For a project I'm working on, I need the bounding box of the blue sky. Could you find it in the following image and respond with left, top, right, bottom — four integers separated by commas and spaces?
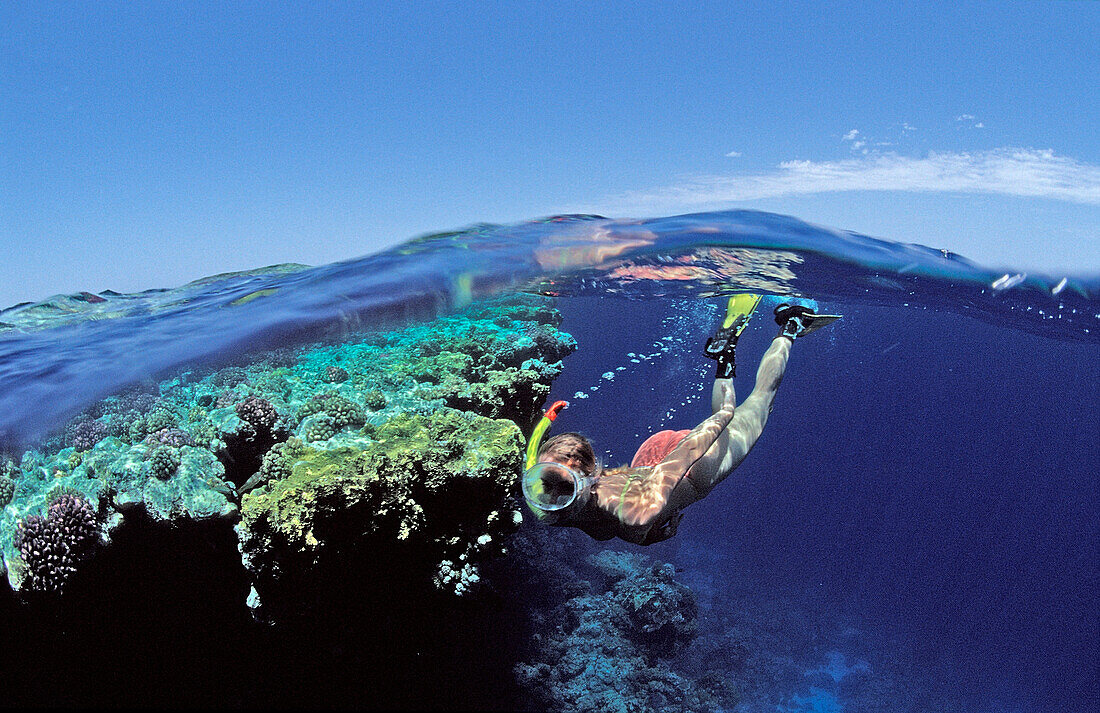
2, 1, 1098, 308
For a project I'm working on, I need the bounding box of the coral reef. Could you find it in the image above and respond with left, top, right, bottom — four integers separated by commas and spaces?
69, 418, 107, 451
0, 294, 576, 618
239, 407, 524, 608
323, 365, 349, 383
147, 446, 181, 480
510, 539, 733, 713
235, 395, 278, 432
13, 491, 100, 593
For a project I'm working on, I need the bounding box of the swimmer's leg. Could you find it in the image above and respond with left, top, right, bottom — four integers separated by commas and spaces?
704, 294, 762, 379
691, 335, 793, 492
712, 377, 735, 413
725, 304, 839, 448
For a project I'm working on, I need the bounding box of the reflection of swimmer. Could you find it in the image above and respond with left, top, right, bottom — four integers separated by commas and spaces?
521, 294, 839, 545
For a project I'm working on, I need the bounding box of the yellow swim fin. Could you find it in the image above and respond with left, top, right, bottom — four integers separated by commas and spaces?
721, 293, 762, 334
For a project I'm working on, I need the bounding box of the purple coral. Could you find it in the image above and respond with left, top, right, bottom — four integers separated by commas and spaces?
236, 395, 278, 431
16, 492, 99, 593
324, 365, 350, 383
143, 427, 196, 448
109, 391, 159, 415
70, 419, 107, 451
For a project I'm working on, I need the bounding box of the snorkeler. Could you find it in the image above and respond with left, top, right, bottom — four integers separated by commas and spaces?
521, 295, 839, 545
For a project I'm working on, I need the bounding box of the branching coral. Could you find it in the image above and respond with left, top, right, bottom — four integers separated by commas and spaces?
70, 418, 108, 451
15, 491, 99, 593
236, 396, 278, 432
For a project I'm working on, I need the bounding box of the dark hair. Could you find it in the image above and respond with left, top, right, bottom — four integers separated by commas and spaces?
538, 432, 598, 476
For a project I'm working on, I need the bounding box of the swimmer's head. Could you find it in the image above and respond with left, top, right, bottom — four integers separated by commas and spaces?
538, 432, 599, 477
523, 432, 600, 523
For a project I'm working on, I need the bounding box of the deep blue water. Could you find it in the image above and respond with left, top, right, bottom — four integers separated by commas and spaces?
549, 295, 1098, 712
0, 209, 1096, 711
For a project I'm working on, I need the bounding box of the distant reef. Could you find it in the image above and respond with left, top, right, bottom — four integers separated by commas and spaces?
0, 293, 576, 620
497, 527, 737, 713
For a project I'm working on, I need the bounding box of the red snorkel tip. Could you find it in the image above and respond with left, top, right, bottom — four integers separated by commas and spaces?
545, 400, 568, 421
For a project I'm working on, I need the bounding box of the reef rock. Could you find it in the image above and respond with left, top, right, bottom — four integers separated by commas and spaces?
0, 294, 575, 615
513, 546, 733, 713
238, 407, 524, 613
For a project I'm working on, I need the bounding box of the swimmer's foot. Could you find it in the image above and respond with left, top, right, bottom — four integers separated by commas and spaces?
705, 294, 761, 378
774, 304, 842, 340
704, 326, 739, 378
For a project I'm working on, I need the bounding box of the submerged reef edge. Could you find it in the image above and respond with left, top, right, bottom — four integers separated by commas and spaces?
0, 294, 575, 612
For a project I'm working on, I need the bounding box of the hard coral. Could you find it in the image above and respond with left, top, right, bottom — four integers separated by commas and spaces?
236, 395, 278, 431
148, 446, 181, 480
239, 407, 524, 606
239, 442, 295, 494
301, 414, 337, 442
361, 389, 387, 411
144, 427, 196, 448
0, 477, 14, 506
513, 550, 721, 713
323, 365, 349, 383
15, 492, 98, 594
297, 393, 365, 429
70, 418, 108, 451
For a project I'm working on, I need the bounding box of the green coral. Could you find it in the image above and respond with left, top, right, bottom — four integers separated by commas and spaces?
283, 436, 306, 458
240, 407, 522, 571
362, 389, 387, 411
260, 445, 293, 482
189, 417, 218, 446
148, 446, 181, 480
239, 441, 296, 494
425, 365, 549, 424
141, 446, 235, 521
145, 407, 178, 433
0, 477, 15, 506
301, 414, 337, 442
126, 406, 177, 443
297, 393, 366, 428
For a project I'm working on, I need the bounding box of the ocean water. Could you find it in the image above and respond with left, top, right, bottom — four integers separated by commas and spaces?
0, 210, 1096, 711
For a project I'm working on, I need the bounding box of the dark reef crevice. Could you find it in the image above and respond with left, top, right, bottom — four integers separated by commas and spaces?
0, 511, 531, 709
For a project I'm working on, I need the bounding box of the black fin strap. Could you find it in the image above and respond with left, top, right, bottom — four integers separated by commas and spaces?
704, 330, 738, 379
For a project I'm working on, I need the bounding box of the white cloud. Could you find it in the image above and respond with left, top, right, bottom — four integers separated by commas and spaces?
604, 148, 1100, 213
956, 114, 975, 121
902, 122, 917, 131
725, 150, 742, 158
842, 129, 859, 141
975, 122, 985, 129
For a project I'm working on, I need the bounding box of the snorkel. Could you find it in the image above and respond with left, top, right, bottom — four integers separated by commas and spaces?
525, 400, 568, 470
521, 400, 598, 523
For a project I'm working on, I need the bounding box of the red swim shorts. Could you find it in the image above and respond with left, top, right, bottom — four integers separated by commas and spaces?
631, 429, 691, 468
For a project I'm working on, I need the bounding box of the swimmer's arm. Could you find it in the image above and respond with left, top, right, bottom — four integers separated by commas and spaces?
614, 402, 738, 527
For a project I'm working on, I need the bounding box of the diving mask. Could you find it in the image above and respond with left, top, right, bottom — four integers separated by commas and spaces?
521, 400, 597, 522
521, 461, 597, 522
